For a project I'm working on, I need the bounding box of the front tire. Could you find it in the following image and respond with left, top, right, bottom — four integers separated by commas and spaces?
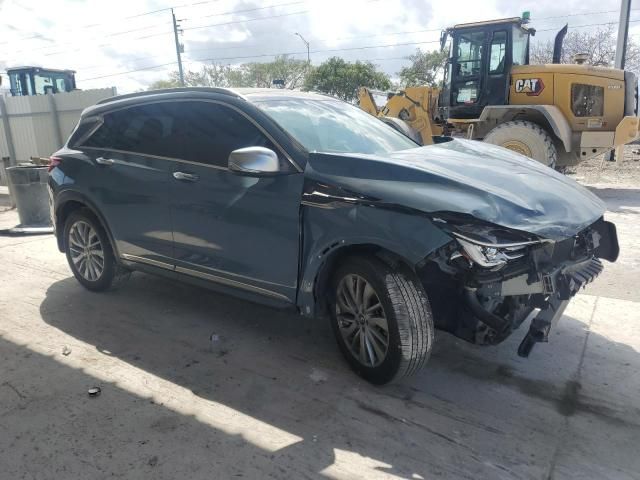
64, 209, 117, 291
484, 120, 557, 168
330, 256, 434, 384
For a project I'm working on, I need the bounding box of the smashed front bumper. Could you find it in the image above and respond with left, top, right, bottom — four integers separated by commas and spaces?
514, 256, 602, 357
435, 218, 619, 356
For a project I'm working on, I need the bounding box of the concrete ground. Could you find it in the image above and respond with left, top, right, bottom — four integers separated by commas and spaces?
0, 181, 638, 479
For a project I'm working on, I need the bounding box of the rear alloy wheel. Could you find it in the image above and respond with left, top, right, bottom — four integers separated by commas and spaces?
64, 210, 117, 291
483, 120, 557, 168
330, 256, 434, 384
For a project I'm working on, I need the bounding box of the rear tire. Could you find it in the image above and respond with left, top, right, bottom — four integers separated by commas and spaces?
329, 255, 434, 384
64, 209, 118, 292
484, 120, 557, 168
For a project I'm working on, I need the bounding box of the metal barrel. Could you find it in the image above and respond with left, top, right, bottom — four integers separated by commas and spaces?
6, 165, 52, 227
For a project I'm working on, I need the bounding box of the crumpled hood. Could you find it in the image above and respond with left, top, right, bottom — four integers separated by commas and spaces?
305, 138, 605, 240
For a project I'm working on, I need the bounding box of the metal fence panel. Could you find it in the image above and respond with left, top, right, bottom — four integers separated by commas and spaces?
0, 88, 116, 185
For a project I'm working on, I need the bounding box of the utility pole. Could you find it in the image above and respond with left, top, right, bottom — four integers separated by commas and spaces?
172, 8, 185, 86
615, 0, 632, 69
295, 32, 310, 67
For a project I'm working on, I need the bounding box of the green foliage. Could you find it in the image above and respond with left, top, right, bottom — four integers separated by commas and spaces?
303, 57, 391, 102
148, 55, 308, 90
398, 49, 448, 87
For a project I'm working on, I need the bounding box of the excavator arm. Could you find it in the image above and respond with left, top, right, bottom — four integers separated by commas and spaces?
358, 86, 443, 145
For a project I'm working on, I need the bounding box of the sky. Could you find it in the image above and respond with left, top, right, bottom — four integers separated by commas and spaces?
0, 0, 637, 93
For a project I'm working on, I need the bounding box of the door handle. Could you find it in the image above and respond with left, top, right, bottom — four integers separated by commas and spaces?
96, 157, 114, 165
173, 171, 199, 182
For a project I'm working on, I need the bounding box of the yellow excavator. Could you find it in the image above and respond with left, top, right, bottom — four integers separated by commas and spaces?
359, 16, 640, 168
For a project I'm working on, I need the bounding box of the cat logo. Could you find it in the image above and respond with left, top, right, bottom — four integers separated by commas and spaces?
514, 78, 545, 96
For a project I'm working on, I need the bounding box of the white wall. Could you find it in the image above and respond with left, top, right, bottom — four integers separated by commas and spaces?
0, 88, 116, 185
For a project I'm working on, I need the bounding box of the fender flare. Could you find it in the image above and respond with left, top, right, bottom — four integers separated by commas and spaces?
296, 202, 453, 318
479, 105, 573, 153
54, 190, 119, 257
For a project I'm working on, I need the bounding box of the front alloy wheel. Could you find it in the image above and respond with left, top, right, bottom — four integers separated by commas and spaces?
336, 274, 389, 367
330, 256, 434, 384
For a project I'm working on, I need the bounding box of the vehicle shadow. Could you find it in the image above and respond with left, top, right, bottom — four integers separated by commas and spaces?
0, 335, 304, 479
38, 272, 640, 479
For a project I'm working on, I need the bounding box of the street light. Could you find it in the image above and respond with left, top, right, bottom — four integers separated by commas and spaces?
294, 32, 310, 66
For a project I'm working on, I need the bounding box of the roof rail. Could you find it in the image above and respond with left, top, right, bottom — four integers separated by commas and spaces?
95, 87, 242, 105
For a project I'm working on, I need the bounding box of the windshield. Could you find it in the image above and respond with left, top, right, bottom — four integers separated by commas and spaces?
255, 98, 418, 155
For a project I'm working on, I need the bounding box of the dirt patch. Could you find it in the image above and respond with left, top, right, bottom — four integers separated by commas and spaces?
569, 146, 640, 187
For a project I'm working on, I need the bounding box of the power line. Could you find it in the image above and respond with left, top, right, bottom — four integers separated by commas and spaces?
533, 7, 640, 22
536, 18, 640, 33
79, 39, 441, 81
5, 2, 312, 57
79, 62, 179, 81
13, 1, 639, 83
76, 12, 640, 83
3, 0, 385, 54
199, 1, 306, 19
0, 0, 224, 45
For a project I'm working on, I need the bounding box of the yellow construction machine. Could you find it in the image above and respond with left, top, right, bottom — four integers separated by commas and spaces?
359, 16, 640, 168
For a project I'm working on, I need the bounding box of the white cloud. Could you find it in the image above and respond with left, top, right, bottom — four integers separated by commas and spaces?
0, 0, 630, 93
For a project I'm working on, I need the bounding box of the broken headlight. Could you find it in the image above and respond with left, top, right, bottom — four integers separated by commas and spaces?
449, 225, 543, 269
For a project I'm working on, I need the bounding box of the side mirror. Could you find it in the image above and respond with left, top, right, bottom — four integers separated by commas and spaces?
228, 147, 280, 175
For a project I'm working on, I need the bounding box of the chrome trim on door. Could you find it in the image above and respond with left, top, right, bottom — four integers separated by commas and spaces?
96, 157, 114, 165
121, 253, 175, 270
173, 171, 199, 181
175, 266, 290, 302
177, 258, 295, 289
120, 253, 290, 302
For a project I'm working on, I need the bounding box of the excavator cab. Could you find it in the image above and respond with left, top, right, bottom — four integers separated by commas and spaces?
440, 17, 534, 119
6, 67, 76, 96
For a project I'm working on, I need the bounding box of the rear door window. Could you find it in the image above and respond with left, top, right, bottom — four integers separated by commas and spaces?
83, 103, 181, 158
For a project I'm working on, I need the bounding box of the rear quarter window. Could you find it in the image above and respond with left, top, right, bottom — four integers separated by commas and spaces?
68, 119, 100, 148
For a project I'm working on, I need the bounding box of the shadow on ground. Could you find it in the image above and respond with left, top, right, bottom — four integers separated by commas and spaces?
34, 272, 640, 479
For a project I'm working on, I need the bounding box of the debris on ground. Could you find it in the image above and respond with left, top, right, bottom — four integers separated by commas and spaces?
209, 333, 229, 357
309, 368, 329, 384
62, 346, 72, 356
87, 387, 101, 397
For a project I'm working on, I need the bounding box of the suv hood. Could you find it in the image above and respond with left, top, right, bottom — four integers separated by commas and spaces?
305, 138, 605, 240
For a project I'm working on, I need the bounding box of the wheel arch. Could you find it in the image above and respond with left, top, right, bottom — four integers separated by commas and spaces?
305, 243, 419, 319
478, 105, 573, 153
54, 191, 118, 257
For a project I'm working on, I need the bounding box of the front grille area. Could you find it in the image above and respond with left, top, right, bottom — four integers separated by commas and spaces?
558, 257, 604, 299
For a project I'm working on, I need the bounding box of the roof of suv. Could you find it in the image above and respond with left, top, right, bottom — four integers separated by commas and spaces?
95, 87, 331, 107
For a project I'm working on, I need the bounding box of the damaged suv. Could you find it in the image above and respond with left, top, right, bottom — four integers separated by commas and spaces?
49, 88, 619, 384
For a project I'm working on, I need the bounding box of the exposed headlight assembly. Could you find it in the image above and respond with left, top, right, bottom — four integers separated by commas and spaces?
449, 225, 543, 269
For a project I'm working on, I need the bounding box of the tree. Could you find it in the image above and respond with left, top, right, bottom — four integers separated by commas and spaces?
148, 55, 307, 90
303, 57, 391, 102
398, 48, 448, 87
243, 56, 308, 89
530, 25, 640, 75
